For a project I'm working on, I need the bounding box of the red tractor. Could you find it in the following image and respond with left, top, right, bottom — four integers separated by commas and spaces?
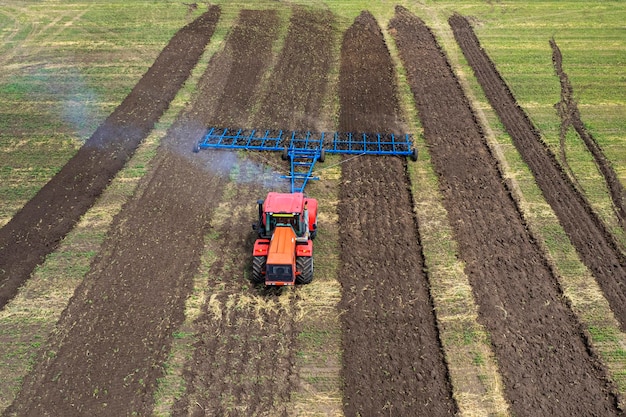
195, 128, 416, 285
251, 192, 318, 286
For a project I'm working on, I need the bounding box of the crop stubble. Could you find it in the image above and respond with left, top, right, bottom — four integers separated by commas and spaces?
0, 9, 220, 310
337, 10, 457, 416
172, 7, 337, 416
7, 4, 622, 416
4, 7, 225, 417
169, 9, 306, 417
449, 14, 626, 332
390, 6, 622, 416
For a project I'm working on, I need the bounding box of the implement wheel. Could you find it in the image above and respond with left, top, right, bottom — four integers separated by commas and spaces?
251, 256, 266, 284
296, 256, 313, 285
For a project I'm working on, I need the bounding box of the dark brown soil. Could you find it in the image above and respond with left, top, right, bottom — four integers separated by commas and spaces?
3, 7, 236, 417
171, 7, 336, 416
168, 8, 299, 416
390, 6, 622, 416
449, 14, 626, 332
254, 7, 335, 131
551, 38, 626, 230
8, 5, 621, 416
337, 11, 457, 416
171, 182, 299, 417
0, 8, 220, 310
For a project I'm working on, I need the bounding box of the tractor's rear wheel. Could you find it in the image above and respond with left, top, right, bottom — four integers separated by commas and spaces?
296, 256, 313, 285
251, 256, 266, 284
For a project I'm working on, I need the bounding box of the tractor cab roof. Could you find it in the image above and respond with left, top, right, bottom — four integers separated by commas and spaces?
264, 192, 305, 214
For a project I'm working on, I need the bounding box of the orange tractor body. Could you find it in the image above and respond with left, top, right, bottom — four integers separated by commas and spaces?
196, 128, 417, 286
252, 192, 317, 286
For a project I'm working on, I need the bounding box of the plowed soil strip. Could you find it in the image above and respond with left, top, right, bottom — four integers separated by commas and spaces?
449, 14, 626, 331
337, 11, 456, 416
172, 7, 337, 415
0, 9, 220, 310
254, 6, 335, 130
166, 9, 305, 416
3, 7, 234, 417
389, 7, 621, 416
551, 38, 626, 230
172, 181, 299, 417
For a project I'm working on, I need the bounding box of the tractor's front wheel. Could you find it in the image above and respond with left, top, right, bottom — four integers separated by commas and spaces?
251, 256, 266, 284
296, 256, 313, 285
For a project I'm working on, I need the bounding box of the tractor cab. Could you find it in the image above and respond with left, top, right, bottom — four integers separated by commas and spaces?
195, 128, 417, 287
255, 192, 317, 241
252, 192, 317, 286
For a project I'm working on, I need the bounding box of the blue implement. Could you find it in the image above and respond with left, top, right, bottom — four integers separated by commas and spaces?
195, 127, 417, 193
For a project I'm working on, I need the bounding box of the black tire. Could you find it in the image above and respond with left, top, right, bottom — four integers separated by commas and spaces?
410, 147, 418, 162
251, 256, 266, 284
281, 147, 289, 161
193, 142, 201, 153
318, 149, 325, 163
296, 256, 313, 284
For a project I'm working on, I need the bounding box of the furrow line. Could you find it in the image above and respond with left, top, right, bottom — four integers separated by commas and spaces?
337, 10, 457, 416
0, 9, 221, 310
450, 13, 626, 331
390, 6, 622, 416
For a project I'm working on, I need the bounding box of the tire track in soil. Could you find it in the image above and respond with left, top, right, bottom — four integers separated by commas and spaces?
3, 7, 226, 417
337, 11, 457, 416
172, 7, 336, 416
389, 7, 623, 416
0, 9, 220, 310
551, 38, 626, 231
449, 14, 626, 332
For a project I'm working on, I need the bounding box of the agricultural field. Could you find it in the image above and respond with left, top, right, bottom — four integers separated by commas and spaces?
0, 1, 624, 416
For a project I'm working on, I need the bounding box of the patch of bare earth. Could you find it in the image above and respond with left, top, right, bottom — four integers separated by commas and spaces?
254, 7, 335, 131
389, 6, 622, 416
0, 8, 221, 310
337, 11, 457, 416
3, 7, 228, 417
165, 8, 289, 417
449, 14, 626, 332
172, 7, 337, 416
